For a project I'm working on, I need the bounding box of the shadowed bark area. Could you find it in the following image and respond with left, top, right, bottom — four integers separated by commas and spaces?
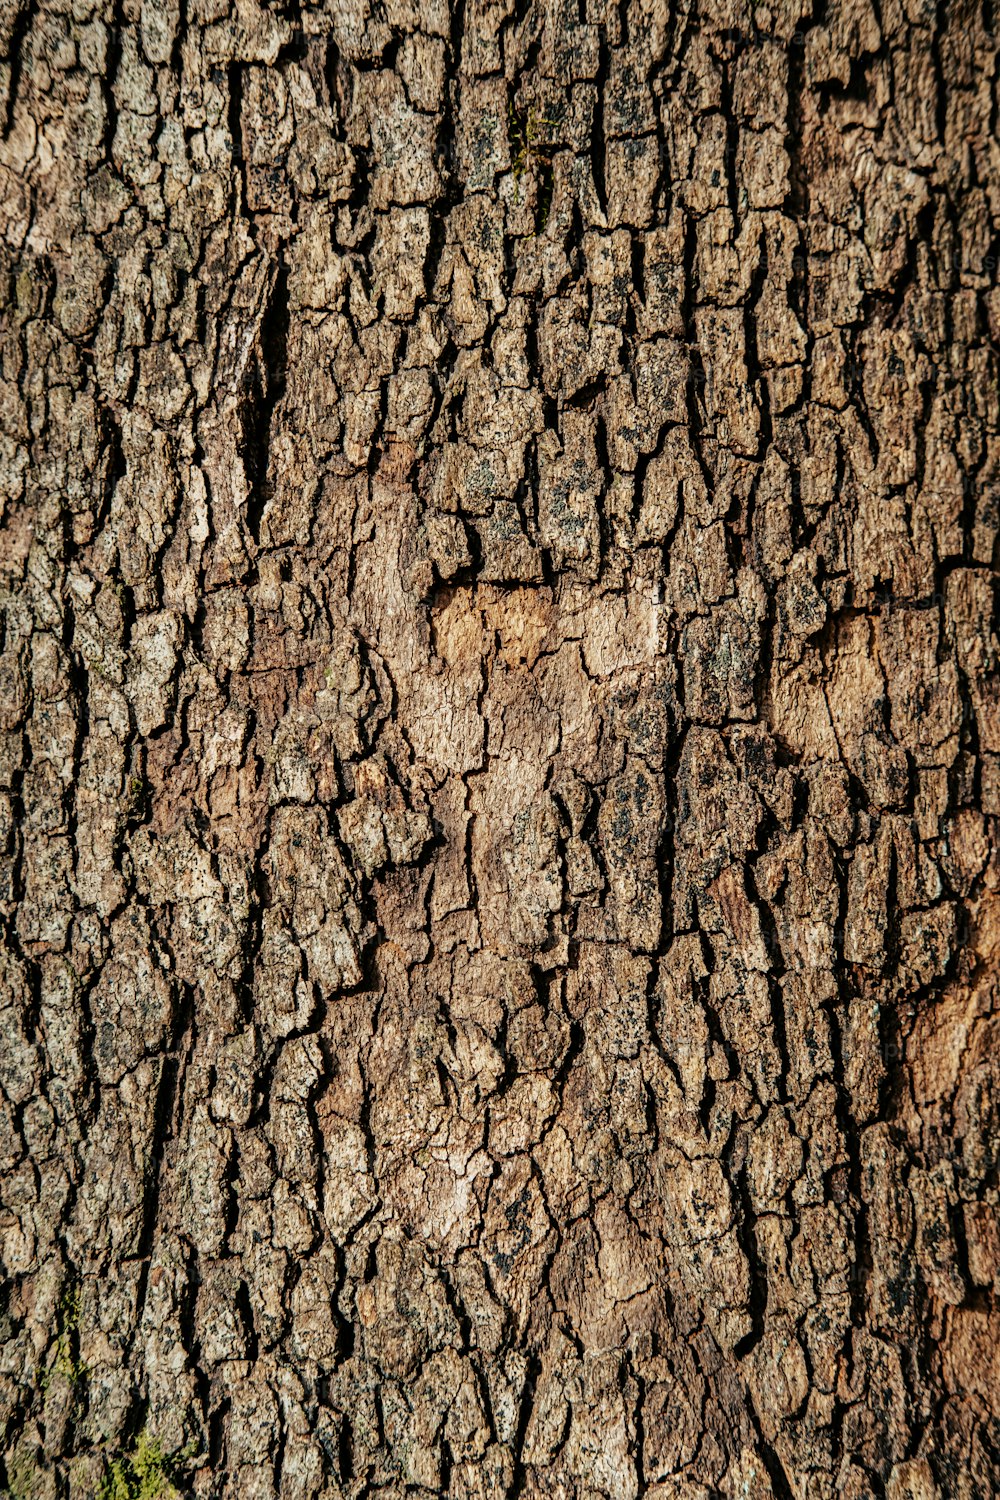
1, 1, 1000, 1496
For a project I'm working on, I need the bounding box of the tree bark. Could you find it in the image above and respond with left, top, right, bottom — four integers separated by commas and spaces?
2, 0, 999, 1496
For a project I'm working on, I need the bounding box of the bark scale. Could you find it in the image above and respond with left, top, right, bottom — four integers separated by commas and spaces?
1, 1, 999, 1497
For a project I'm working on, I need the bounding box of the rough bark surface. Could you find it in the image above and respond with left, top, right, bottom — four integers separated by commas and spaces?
2, 0, 1000, 1496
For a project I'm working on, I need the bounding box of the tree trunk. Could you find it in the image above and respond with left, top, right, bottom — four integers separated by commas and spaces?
2, 0, 999, 1496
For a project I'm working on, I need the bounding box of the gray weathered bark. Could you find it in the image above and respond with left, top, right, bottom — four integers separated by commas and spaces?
1, 1, 999, 1497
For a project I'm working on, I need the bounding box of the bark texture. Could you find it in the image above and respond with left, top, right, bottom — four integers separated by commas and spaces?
2, 0, 1000, 1496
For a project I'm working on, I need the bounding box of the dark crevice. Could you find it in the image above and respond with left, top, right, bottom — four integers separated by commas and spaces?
1, 0, 38, 138
242, 257, 289, 546
591, 29, 610, 216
